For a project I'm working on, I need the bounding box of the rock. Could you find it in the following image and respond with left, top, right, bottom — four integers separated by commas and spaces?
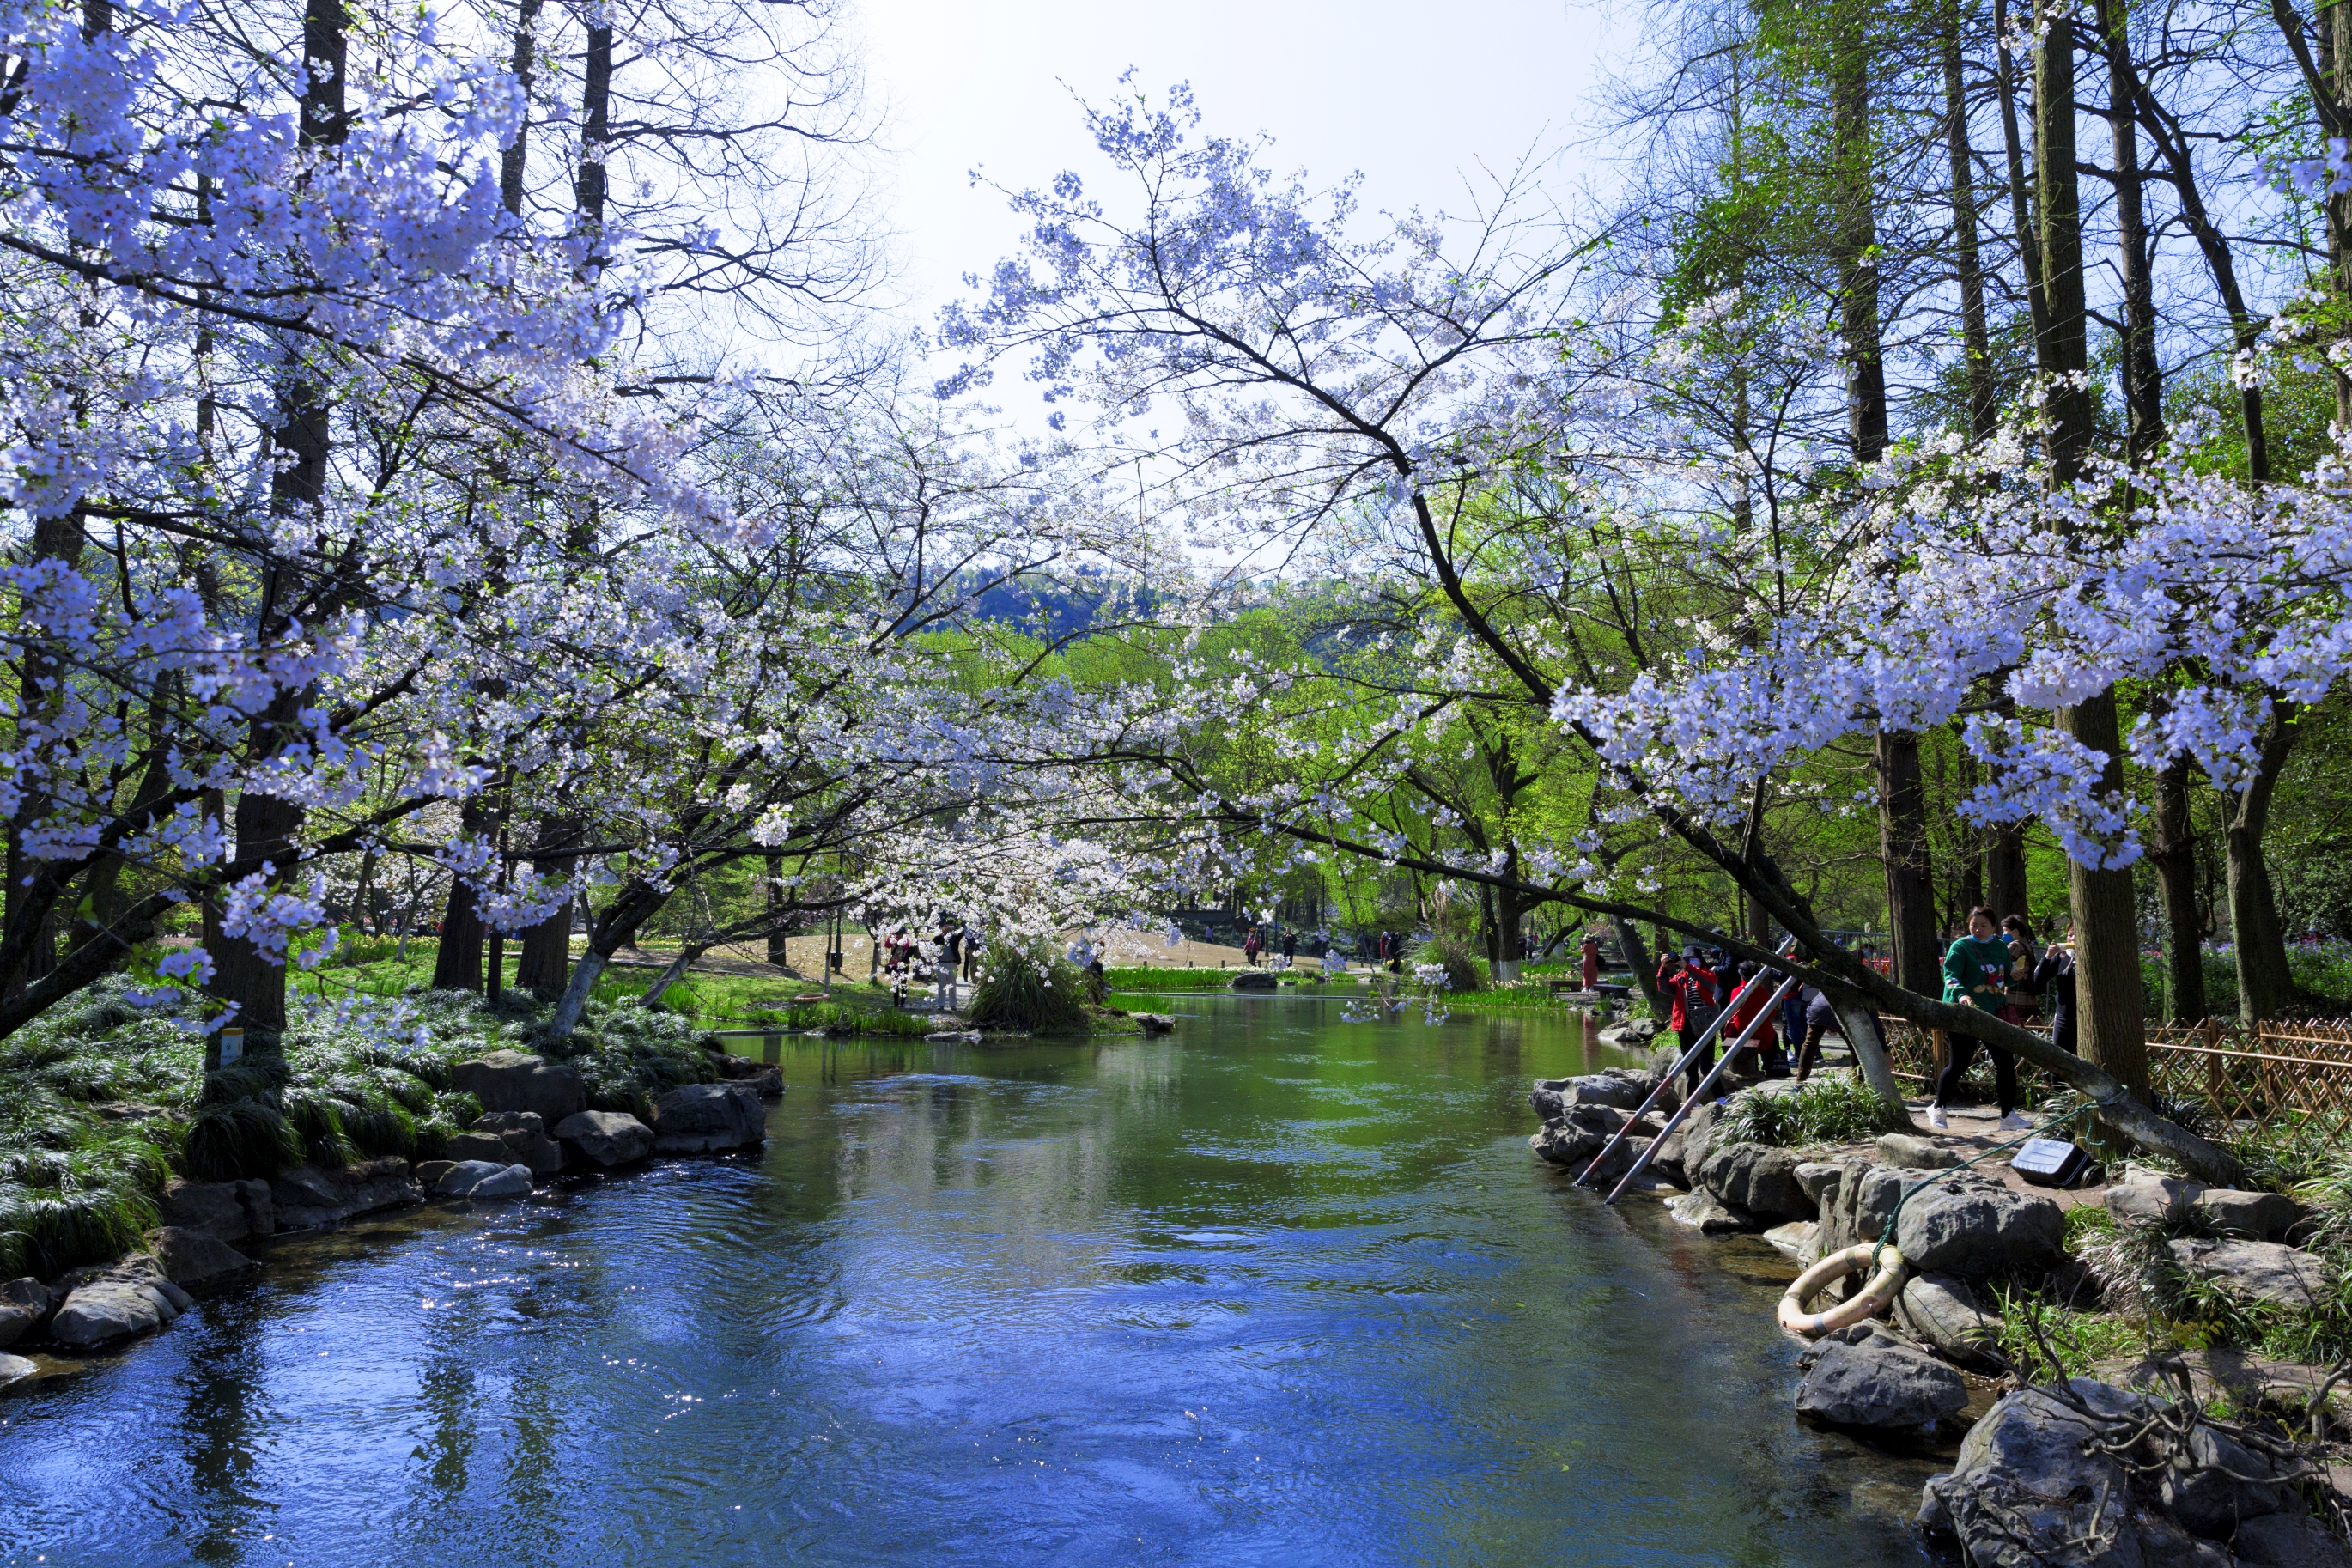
49, 1254, 163, 1294
468, 1111, 565, 1177
0, 1278, 50, 1349
1229, 969, 1278, 991
737, 1067, 783, 1099
413, 1160, 456, 1187
160, 1177, 274, 1243
1896, 1272, 2003, 1370
647, 1082, 768, 1153
1795, 1332, 1970, 1430
1696, 1141, 1813, 1219
462, 1164, 533, 1200
450, 1049, 587, 1127
1597, 1018, 1660, 1048
553, 1110, 654, 1168
1930, 1384, 2140, 1565
1814, 1161, 1907, 1257
1876, 1133, 1960, 1170
1134, 1013, 1175, 1033
1763, 1220, 1818, 1259
0, 1352, 34, 1389
143, 1227, 254, 1290
2193, 1188, 2302, 1241
2233, 1513, 2352, 1567
1895, 1173, 2066, 1280
431, 1160, 514, 1197
1649, 1099, 1720, 1189
270, 1160, 421, 1231
1667, 1190, 1762, 1234
2108, 1165, 2207, 1226
50, 1279, 177, 1346
2160, 1424, 2296, 1539
441, 1132, 512, 1164
154, 1278, 194, 1314
1796, 1161, 1845, 1208
2166, 1238, 2337, 1310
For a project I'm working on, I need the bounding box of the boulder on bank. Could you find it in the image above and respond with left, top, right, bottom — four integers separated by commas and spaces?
50, 1277, 185, 1347
0, 1351, 34, 1389
1875, 1133, 1959, 1170
2194, 1188, 2303, 1242
1794, 1324, 1969, 1430
270, 1158, 422, 1231
2233, 1513, 2352, 1566
144, 1227, 255, 1290
1895, 1272, 2003, 1370
1667, 1189, 1762, 1234
432, 1160, 531, 1199
0, 1278, 52, 1349
553, 1109, 654, 1168
1649, 1099, 1721, 1189
159, 1177, 274, 1243
1230, 969, 1278, 992
1133, 1013, 1175, 1034
465, 1111, 566, 1176
2160, 1424, 2299, 1539
1595, 1018, 1660, 1049
647, 1082, 767, 1153
1696, 1141, 1813, 1220
2108, 1165, 2205, 1226
1529, 1070, 1656, 1119
1893, 1173, 2065, 1281
1795, 1161, 1846, 1209
2165, 1238, 2337, 1310
451, 1049, 587, 1126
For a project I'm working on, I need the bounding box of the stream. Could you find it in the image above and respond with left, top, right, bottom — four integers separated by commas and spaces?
0, 993, 1942, 1565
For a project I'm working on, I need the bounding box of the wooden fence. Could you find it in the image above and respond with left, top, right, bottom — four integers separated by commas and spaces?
1876, 1015, 2352, 1146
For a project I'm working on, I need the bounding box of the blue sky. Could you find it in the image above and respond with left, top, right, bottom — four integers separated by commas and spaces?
853, 0, 1625, 327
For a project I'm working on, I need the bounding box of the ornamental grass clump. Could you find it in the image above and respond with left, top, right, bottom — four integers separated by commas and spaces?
533, 1001, 718, 1118
0, 1078, 174, 1277
1711, 1077, 1909, 1148
1410, 938, 1483, 994
967, 945, 1091, 1032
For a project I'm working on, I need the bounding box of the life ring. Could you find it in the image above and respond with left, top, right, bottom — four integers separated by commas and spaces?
1778, 1243, 1906, 1336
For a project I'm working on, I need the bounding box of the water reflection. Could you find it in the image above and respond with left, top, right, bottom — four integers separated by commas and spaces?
0, 997, 1938, 1567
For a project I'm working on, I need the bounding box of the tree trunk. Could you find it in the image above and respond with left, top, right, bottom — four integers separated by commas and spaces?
641, 943, 708, 1007
1942, 0, 1996, 441
1828, 0, 1888, 466
1613, 915, 1665, 1022
1491, 847, 1523, 982
547, 881, 668, 1037
431, 874, 485, 993
514, 815, 576, 994
2153, 754, 2206, 1023
2331, 3, 2352, 428
1991, 0, 2050, 351
498, 0, 543, 216
3, 510, 88, 1002
2227, 709, 2299, 1023
2059, 692, 2148, 1099
2035, 0, 2091, 480
2101, 0, 2161, 458
1876, 732, 1941, 996
764, 854, 790, 965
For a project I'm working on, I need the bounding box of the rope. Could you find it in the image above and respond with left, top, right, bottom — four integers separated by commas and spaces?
1866, 1091, 2125, 1274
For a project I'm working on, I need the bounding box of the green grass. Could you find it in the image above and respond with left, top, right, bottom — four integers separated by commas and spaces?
968, 945, 1092, 1032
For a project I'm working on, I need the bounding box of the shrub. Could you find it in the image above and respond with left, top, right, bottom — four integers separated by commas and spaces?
180, 1099, 301, 1182
1411, 937, 1484, 995
967, 945, 1091, 1032
0, 1131, 172, 1278
1712, 1077, 1909, 1148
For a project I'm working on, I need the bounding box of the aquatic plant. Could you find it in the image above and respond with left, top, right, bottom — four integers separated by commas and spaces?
966, 944, 1091, 1032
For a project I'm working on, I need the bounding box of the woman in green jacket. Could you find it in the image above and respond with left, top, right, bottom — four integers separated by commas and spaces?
1926, 906, 2027, 1131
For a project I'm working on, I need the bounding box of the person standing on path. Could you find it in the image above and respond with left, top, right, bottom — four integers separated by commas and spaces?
1928, 907, 2025, 1131
1658, 949, 1722, 1102
2034, 924, 2079, 1056
1281, 929, 1296, 969
1999, 915, 2040, 1026
1243, 926, 1261, 967
1579, 934, 1601, 990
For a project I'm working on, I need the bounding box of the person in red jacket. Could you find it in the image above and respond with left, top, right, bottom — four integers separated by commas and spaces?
1579, 934, 1601, 989
1723, 961, 1777, 1073
1657, 950, 1721, 1100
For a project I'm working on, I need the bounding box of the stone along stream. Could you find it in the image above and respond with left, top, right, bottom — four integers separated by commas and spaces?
0, 994, 1945, 1566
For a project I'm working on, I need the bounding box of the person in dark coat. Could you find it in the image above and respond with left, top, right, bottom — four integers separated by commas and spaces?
2034, 925, 2079, 1056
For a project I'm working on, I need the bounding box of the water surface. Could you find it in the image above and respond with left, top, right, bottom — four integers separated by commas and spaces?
0, 994, 1941, 1565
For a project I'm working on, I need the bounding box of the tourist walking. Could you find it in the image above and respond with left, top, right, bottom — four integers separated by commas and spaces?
1928, 907, 2024, 1131
1281, 929, 1296, 969
1243, 926, 1262, 967
1723, 962, 1780, 1074
1793, 986, 1838, 1083
1579, 933, 1601, 990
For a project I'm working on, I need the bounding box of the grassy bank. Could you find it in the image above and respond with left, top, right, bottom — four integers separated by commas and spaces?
0, 978, 725, 1281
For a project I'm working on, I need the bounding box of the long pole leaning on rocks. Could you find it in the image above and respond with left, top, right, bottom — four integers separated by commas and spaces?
1603, 972, 1805, 1204
1577, 943, 1795, 1186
